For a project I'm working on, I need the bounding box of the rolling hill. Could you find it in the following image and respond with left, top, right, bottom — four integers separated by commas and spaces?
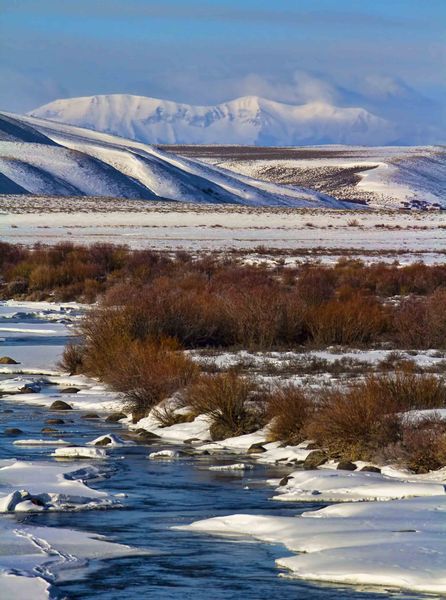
0, 112, 350, 207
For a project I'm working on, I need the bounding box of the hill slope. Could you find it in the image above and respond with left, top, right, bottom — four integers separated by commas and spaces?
30, 94, 396, 146
0, 113, 349, 207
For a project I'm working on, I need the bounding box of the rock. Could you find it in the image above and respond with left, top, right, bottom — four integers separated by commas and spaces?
360, 465, 381, 473
247, 443, 267, 454
337, 460, 357, 471
41, 427, 58, 433
59, 387, 80, 394
183, 437, 201, 445
0, 356, 19, 364
279, 475, 293, 486
303, 450, 327, 470
50, 400, 73, 411
302, 441, 319, 450
134, 430, 161, 442
3, 409, 14, 414
4, 428, 23, 436
45, 418, 65, 425
105, 412, 127, 423
94, 436, 112, 446
19, 384, 41, 393
81, 413, 100, 419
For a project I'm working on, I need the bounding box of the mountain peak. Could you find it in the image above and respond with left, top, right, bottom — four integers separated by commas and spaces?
29, 93, 396, 146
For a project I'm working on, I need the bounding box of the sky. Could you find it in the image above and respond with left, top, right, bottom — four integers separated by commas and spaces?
1, 0, 445, 142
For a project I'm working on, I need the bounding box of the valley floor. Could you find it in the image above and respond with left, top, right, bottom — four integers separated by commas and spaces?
2, 195, 446, 264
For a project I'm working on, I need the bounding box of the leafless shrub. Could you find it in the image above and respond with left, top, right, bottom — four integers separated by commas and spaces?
58, 343, 84, 375
266, 384, 313, 444
186, 372, 263, 440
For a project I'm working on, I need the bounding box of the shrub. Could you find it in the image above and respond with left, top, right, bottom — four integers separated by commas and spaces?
306, 385, 401, 460
266, 384, 313, 444
59, 343, 84, 375
393, 297, 428, 348
186, 372, 262, 440
151, 397, 195, 428
110, 339, 198, 421
307, 295, 387, 346
382, 416, 446, 473
363, 371, 446, 412
306, 372, 446, 461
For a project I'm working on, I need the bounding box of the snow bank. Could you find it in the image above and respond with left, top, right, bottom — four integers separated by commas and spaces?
273, 468, 445, 502
178, 493, 446, 594
0, 518, 152, 599
133, 413, 211, 443
87, 433, 135, 447
13, 438, 69, 446
52, 447, 108, 460
0, 459, 116, 512
0, 376, 43, 393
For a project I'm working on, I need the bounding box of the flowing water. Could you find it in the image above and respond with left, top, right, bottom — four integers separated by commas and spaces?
0, 308, 428, 599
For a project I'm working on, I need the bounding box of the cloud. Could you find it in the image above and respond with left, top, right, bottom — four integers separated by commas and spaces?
0, 67, 68, 113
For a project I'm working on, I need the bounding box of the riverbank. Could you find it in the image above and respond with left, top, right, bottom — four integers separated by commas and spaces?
1, 299, 445, 597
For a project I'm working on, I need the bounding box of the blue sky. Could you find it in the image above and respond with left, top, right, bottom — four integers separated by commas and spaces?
1, 0, 445, 141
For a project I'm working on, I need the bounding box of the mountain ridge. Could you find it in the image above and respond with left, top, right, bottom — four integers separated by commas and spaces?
29, 93, 397, 146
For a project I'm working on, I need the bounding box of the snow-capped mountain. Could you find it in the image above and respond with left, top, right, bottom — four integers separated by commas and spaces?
29, 94, 397, 146
0, 112, 351, 207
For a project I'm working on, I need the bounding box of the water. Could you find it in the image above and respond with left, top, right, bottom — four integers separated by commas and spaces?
0, 400, 428, 600
0, 307, 429, 599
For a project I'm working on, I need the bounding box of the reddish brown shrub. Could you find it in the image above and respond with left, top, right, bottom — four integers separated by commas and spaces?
186, 372, 262, 440
266, 384, 313, 444
307, 295, 388, 346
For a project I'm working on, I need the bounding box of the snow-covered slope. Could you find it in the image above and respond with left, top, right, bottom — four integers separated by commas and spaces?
0, 113, 349, 207
201, 145, 446, 210
30, 94, 396, 146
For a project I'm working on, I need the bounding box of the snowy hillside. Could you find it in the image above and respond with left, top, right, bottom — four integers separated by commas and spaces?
193, 145, 446, 210
29, 94, 396, 146
0, 113, 350, 207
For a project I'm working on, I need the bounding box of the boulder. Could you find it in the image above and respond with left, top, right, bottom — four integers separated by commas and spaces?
50, 400, 73, 411
184, 437, 201, 445
4, 428, 23, 436
247, 442, 267, 454
337, 460, 357, 471
94, 436, 112, 446
303, 450, 327, 470
279, 475, 293, 486
360, 465, 381, 473
59, 387, 80, 394
134, 430, 161, 442
0, 356, 19, 364
81, 413, 100, 419
41, 427, 58, 433
19, 383, 41, 393
105, 412, 127, 423
45, 418, 65, 425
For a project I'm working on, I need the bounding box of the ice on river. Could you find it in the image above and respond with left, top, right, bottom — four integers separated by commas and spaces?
273, 468, 446, 502
179, 470, 446, 594
0, 518, 152, 599
0, 459, 118, 512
